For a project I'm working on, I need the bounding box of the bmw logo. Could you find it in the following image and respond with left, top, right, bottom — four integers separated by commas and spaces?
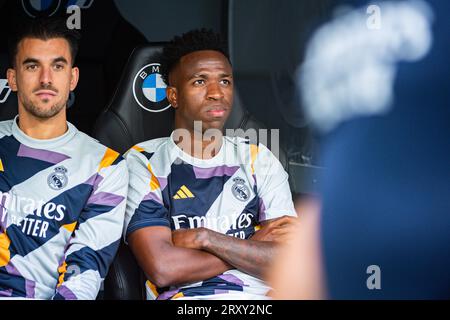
132, 63, 172, 113
22, 0, 61, 18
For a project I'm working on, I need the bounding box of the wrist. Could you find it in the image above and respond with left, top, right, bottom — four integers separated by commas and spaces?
198, 227, 211, 250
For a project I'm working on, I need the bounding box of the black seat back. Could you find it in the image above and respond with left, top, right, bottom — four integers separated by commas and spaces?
94, 44, 173, 300
93, 44, 174, 154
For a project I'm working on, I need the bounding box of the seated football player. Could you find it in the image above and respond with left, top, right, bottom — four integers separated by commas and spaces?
0, 18, 128, 299
124, 29, 297, 300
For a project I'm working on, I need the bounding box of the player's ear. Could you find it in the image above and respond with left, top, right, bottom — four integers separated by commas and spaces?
7, 68, 18, 91
166, 86, 178, 109
70, 66, 79, 91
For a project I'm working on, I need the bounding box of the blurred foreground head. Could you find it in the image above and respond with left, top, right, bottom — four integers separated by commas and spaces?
271, 0, 450, 299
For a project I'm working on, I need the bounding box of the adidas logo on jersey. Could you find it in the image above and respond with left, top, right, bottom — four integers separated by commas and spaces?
173, 185, 195, 199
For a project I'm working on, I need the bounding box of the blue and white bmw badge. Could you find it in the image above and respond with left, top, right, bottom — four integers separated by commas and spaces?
133, 63, 171, 113
22, 0, 61, 18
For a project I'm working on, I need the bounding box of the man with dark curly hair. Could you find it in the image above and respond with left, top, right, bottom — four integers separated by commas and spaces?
123, 29, 297, 300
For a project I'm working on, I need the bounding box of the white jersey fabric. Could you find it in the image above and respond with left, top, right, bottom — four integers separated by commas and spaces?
124, 133, 296, 300
0, 116, 128, 299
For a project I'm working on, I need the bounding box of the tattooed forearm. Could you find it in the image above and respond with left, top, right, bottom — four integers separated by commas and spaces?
200, 228, 278, 279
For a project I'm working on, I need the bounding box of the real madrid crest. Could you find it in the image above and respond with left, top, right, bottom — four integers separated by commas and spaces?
133, 63, 172, 113
47, 166, 68, 190
231, 177, 250, 202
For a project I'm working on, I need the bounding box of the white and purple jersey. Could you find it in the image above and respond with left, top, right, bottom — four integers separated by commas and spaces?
0, 116, 128, 300
124, 133, 296, 300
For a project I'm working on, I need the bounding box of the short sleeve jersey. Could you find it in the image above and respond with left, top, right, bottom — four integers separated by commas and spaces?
125, 134, 296, 300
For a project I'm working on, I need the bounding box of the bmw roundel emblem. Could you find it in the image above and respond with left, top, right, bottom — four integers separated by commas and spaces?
133, 63, 172, 113
22, 0, 61, 18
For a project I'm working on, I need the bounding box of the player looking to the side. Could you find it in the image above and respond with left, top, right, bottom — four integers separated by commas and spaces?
124, 29, 297, 300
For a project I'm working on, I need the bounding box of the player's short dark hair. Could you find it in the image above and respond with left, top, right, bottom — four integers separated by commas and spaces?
8, 17, 81, 68
160, 28, 230, 85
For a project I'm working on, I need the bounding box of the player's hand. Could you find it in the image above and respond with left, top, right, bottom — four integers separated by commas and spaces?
251, 215, 299, 243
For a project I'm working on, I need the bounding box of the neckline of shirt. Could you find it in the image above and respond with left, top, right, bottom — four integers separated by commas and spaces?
168, 131, 227, 167
11, 115, 78, 149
